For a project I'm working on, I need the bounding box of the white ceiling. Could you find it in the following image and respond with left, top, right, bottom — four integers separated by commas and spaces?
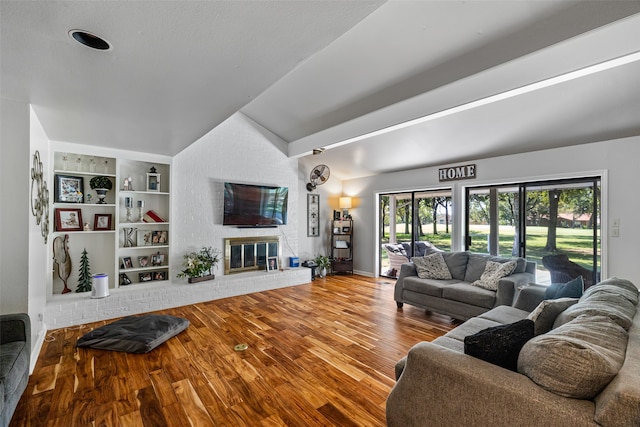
2, 1, 640, 180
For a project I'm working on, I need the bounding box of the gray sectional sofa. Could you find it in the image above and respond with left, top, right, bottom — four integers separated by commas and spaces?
1, 313, 30, 427
395, 251, 536, 320
387, 277, 640, 426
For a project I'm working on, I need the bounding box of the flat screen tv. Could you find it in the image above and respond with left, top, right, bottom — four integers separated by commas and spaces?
223, 182, 288, 227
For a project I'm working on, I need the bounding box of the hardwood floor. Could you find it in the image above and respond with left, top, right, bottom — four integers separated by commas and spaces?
11, 275, 456, 427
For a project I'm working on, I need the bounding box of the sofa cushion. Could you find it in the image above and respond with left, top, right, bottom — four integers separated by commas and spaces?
554, 288, 637, 331
545, 276, 584, 299
508, 257, 528, 274
412, 252, 452, 280
464, 253, 491, 283
442, 283, 496, 309
527, 297, 579, 335
441, 252, 469, 281
471, 260, 516, 291
518, 314, 628, 399
402, 276, 458, 297
478, 305, 530, 325
76, 314, 189, 353
0, 341, 28, 396
582, 277, 639, 305
464, 319, 534, 371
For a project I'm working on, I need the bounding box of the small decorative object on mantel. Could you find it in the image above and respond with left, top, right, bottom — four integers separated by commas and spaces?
53, 234, 72, 294
89, 175, 113, 204
177, 246, 220, 283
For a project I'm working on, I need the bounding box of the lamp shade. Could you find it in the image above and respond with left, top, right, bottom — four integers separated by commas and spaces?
339, 197, 352, 209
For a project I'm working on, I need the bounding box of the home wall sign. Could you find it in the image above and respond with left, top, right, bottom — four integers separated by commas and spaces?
438, 164, 477, 182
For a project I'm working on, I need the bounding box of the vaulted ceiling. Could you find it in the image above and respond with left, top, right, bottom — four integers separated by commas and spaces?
2, 1, 640, 180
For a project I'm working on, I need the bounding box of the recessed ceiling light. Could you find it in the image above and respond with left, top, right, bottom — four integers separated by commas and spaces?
68, 30, 111, 50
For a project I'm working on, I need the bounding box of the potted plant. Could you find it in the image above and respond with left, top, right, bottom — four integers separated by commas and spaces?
89, 176, 113, 204
314, 254, 331, 278
177, 246, 220, 283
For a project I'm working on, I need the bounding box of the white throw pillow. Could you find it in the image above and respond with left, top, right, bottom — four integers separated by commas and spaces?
412, 252, 452, 280
471, 260, 517, 291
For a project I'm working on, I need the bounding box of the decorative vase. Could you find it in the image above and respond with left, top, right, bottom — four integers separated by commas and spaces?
188, 274, 215, 284
319, 267, 327, 278
95, 188, 109, 204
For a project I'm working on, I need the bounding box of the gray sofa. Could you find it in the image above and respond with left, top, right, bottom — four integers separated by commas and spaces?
0, 313, 30, 427
395, 251, 536, 320
387, 278, 640, 427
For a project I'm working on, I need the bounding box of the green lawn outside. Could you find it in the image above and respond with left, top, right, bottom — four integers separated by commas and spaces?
381, 224, 599, 271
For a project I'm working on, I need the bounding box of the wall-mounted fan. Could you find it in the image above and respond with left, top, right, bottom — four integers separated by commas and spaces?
306, 164, 330, 191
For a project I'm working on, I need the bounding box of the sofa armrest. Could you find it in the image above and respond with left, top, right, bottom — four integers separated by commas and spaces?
513, 284, 547, 312
495, 272, 535, 307
0, 313, 31, 348
394, 262, 417, 301
386, 342, 596, 427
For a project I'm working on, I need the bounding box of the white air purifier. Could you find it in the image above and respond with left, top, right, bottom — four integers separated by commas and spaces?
91, 273, 110, 298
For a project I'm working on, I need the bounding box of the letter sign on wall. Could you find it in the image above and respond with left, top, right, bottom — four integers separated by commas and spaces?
438, 164, 477, 182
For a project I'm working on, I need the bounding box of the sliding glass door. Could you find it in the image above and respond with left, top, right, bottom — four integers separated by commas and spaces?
466, 177, 600, 284
380, 189, 452, 278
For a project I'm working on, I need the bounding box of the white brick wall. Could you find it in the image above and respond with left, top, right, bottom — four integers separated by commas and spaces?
45, 268, 311, 328
44, 112, 308, 328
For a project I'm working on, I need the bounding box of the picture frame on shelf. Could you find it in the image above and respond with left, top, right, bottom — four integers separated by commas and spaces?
137, 229, 154, 246
153, 271, 167, 281
54, 174, 84, 203
119, 273, 132, 286
121, 256, 133, 269
152, 230, 168, 245
333, 210, 341, 220
151, 253, 165, 266
267, 256, 278, 272
93, 213, 112, 231
138, 256, 149, 268
55, 208, 83, 231
139, 272, 152, 282
342, 226, 351, 233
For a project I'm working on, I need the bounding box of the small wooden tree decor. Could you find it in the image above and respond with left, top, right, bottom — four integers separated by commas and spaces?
76, 248, 92, 293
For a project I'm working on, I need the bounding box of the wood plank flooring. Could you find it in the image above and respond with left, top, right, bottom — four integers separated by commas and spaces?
11, 275, 456, 427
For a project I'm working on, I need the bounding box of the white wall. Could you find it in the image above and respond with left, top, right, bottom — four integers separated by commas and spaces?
172, 112, 300, 271
1, 97, 30, 314
342, 137, 640, 285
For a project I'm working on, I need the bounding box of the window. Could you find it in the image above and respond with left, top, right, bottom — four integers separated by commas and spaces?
379, 189, 452, 278
466, 177, 600, 284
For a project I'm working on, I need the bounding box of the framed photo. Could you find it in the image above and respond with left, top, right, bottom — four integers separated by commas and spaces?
267, 256, 278, 272
152, 230, 168, 245
153, 271, 167, 281
119, 273, 132, 286
333, 210, 341, 220
54, 174, 84, 203
121, 256, 133, 269
139, 272, 152, 282
93, 213, 112, 231
138, 256, 149, 268
137, 229, 154, 246
307, 194, 320, 237
151, 253, 165, 266
342, 226, 351, 233
55, 208, 83, 231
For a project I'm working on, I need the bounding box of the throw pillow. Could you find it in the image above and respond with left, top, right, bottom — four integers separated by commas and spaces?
544, 276, 584, 299
526, 297, 579, 335
518, 315, 628, 399
471, 260, 517, 291
412, 252, 452, 280
464, 319, 534, 371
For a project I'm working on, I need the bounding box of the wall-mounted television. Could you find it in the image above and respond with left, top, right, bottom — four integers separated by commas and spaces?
223, 182, 288, 227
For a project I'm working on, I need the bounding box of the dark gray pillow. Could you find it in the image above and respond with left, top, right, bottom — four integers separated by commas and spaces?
76, 314, 189, 353
545, 276, 584, 299
464, 319, 534, 371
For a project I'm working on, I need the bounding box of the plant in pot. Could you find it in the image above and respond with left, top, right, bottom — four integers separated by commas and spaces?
314, 254, 331, 278
89, 176, 113, 204
177, 246, 220, 283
